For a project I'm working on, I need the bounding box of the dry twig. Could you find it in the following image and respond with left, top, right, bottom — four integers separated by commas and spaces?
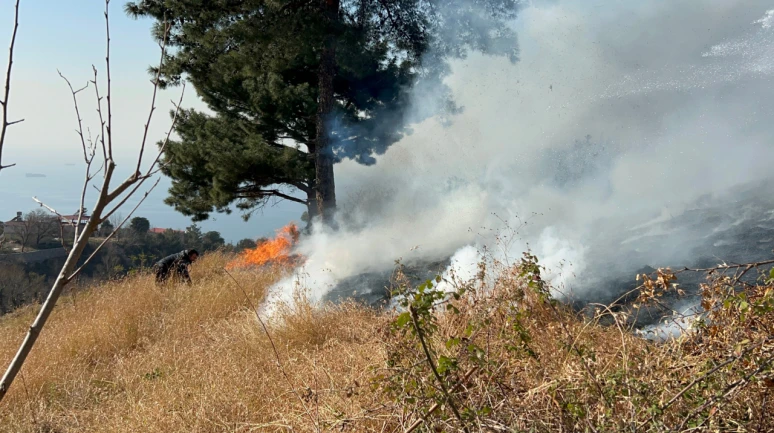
0, 0, 23, 173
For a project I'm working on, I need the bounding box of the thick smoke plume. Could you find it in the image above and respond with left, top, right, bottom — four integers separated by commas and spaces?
270, 0, 774, 308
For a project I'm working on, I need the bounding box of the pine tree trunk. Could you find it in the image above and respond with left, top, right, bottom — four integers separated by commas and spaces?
306, 190, 319, 230
314, 0, 339, 225
307, 194, 319, 218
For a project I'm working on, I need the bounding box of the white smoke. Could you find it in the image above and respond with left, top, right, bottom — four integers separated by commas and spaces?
754, 9, 774, 29
269, 1, 774, 307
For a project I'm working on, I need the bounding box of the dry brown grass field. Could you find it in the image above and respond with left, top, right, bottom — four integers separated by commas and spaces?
0, 252, 772, 432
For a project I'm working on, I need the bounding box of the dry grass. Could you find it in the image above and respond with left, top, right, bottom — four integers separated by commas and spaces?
0, 252, 772, 432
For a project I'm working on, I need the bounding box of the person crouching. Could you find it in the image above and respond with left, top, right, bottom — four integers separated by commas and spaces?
154, 249, 199, 285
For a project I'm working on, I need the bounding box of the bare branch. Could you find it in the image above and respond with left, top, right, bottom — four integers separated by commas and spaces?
67, 178, 160, 281
89, 160, 104, 180
104, 0, 113, 161
677, 259, 774, 274
57, 71, 96, 243
99, 172, 155, 224
101, 172, 143, 211
57, 70, 91, 163
100, 83, 186, 224
0, 0, 21, 174
73, 177, 89, 243
136, 21, 171, 175
92, 66, 108, 167
146, 164, 165, 177
32, 197, 65, 220
146, 83, 185, 172
86, 130, 102, 177
31, 197, 70, 253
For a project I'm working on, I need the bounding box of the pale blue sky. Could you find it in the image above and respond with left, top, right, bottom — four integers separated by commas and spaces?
0, 0, 301, 242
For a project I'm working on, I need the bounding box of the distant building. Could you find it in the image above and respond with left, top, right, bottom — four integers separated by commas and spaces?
149, 227, 184, 234
60, 210, 90, 227
3, 210, 96, 244
2, 211, 25, 237
149, 227, 186, 240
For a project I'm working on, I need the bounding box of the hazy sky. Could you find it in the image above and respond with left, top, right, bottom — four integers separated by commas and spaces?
0, 0, 301, 243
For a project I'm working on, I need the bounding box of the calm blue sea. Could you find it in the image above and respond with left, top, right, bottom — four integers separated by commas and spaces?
0, 163, 298, 243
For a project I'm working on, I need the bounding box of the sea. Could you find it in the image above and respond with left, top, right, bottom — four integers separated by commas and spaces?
0, 162, 297, 243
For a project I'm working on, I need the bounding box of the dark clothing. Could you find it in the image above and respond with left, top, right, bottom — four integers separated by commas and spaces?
154, 249, 195, 285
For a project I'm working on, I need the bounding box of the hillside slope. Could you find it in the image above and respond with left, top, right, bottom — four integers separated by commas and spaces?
0, 253, 772, 432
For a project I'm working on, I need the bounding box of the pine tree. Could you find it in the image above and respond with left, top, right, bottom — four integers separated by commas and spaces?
126, 0, 520, 225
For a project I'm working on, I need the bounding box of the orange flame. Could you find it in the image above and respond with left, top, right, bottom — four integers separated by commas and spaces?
227, 223, 301, 270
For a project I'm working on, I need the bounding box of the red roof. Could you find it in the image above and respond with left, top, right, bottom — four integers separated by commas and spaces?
149, 228, 183, 234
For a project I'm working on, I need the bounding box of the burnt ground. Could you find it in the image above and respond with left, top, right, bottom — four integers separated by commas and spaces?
322, 179, 774, 329
321, 258, 451, 307
575, 179, 774, 327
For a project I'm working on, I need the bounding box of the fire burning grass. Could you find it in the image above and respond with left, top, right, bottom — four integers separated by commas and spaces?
0, 252, 772, 432
226, 223, 303, 270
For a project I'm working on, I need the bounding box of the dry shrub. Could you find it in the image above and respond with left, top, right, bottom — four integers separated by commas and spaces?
0, 251, 772, 432
376, 253, 774, 432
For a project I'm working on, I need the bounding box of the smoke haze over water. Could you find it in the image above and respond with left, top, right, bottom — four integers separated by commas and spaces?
271, 1, 774, 307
